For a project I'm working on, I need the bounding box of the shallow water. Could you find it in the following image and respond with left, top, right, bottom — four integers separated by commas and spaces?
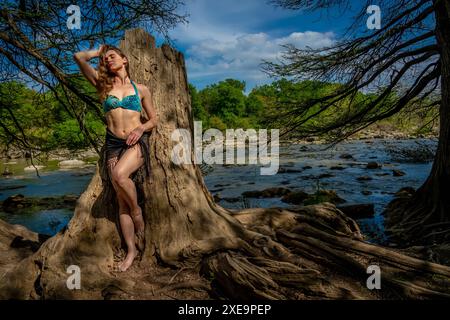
0, 208, 74, 236
0, 138, 436, 243
203, 138, 435, 244
0, 163, 96, 234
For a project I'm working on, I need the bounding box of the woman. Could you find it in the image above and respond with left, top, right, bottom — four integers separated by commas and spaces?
74, 45, 158, 272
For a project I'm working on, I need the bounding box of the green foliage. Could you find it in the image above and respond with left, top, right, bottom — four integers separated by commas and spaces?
245, 91, 265, 119
46, 112, 105, 150
189, 83, 208, 124
201, 79, 247, 119
1, 75, 438, 154
208, 116, 227, 131
48, 119, 86, 150
186, 76, 438, 138
0, 78, 105, 152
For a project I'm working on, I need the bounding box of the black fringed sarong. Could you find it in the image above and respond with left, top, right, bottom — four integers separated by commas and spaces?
104, 127, 151, 179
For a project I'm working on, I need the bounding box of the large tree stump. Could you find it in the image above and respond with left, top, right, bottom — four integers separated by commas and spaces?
0, 29, 450, 300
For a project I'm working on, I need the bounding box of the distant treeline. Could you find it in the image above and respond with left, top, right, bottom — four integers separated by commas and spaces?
0, 77, 437, 152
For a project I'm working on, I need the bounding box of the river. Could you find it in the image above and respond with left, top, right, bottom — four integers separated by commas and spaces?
0, 138, 436, 244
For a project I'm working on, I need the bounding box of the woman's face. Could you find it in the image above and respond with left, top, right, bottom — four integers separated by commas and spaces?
104, 49, 127, 72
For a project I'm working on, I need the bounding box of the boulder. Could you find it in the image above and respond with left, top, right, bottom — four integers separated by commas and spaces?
23, 165, 45, 171
2, 194, 26, 211
330, 166, 346, 170
366, 162, 381, 169
339, 153, 354, 160
318, 172, 335, 178
242, 187, 291, 198
58, 159, 86, 168
278, 167, 303, 173
304, 189, 346, 205
281, 190, 309, 205
393, 170, 406, 177
394, 186, 415, 198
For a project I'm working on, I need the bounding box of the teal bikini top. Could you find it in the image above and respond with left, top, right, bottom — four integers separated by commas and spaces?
103, 80, 142, 113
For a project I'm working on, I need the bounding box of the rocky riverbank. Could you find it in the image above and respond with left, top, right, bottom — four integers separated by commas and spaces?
0, 194, 78, 213
0, 146, 99, 162
0, 126, 438, 161
284, 127, 438, 145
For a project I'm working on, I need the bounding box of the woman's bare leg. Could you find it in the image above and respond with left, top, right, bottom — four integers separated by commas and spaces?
117, 194, 137, 272
114, 179, 144, 232
108, 158, 138, 272
111, 145, 145, 233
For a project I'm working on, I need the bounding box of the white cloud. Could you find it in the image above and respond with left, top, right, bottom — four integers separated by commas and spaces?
184, 31, 335, 87
165, 0, 336, 93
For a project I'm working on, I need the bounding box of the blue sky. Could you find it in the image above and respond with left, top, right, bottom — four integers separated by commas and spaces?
153, 0, 367, 95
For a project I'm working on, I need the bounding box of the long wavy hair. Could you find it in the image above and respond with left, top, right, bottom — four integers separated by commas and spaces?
97, 45, 131, 102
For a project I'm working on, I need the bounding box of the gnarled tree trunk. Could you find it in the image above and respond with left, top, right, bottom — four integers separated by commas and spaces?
384, 0, 450, 246
0, 29, 449, 300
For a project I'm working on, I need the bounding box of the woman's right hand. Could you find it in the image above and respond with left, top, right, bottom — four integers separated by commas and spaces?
97, 44, 107, 57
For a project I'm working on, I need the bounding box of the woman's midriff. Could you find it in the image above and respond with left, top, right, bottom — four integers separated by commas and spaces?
105, 108, 142, 139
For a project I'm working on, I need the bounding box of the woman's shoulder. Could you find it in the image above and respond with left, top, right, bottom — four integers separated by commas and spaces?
134, 82, 152, 96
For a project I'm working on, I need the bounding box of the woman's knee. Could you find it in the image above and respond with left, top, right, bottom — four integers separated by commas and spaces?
111, 167, 129, 186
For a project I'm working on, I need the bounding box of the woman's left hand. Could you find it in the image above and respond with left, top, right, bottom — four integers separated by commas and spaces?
126, 126, 145, 146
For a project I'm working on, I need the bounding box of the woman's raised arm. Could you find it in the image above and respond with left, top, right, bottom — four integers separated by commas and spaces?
73, 46, 103, 87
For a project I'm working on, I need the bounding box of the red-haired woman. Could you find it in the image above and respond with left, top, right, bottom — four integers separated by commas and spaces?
74, 45, 158, 271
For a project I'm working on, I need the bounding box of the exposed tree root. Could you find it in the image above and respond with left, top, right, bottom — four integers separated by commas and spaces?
2, 198, 450, 300
383, 180, 450, 247
285, 224, 450, 277
196, 203, 450, 300
277, 229, 450, 299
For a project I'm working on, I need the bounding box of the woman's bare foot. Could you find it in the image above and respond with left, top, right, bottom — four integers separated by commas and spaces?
118, 248, 137, 272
